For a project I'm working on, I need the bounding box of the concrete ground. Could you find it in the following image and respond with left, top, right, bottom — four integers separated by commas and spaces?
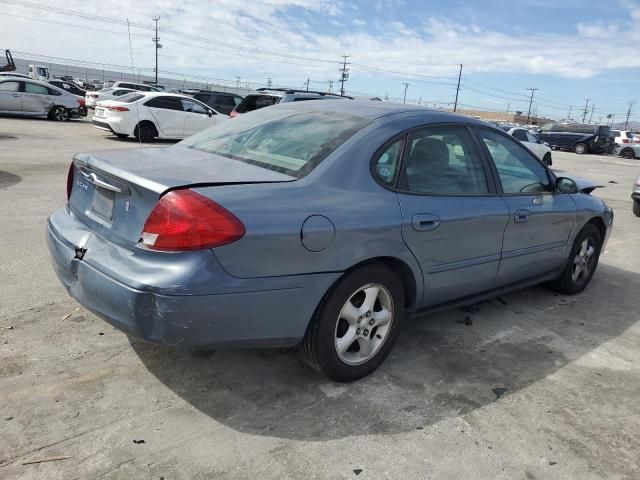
1, 117, 639, 480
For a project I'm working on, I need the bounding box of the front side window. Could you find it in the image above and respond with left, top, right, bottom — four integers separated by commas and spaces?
401, 125, 489, 195
478, 128, 550, 194
373, 139, 403, 186
181, 99, 208, 114
525, 131, 539, 143
24, 83, 49, 94
0, 81, 19, 92
181, 108, 369, 178
235, 94, 279, 113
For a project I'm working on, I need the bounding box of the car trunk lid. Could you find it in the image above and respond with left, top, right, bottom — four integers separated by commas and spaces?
68, 145, 294, 249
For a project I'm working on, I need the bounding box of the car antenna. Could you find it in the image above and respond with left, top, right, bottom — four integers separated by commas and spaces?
126, 18, 143, 153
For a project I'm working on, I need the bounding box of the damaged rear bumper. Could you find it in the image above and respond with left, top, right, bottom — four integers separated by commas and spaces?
46, 207, 340, 349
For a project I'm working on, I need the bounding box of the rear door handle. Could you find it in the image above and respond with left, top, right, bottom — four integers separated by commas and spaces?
412, 214, 441, 232
514, 209, 531, 223
12, 93, 20, 97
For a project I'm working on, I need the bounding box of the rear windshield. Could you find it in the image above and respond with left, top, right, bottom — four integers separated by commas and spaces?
235, 94, 280, 113
180, 108, 369, 178
115, 93, 145, 103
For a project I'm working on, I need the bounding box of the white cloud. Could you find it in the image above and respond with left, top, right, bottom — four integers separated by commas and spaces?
2, 0, 640, 90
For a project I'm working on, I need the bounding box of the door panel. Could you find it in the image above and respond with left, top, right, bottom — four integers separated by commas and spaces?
145, 96, 185, 137
475, 127, 576, 285
180, 98, 216, 137
21, 82, 54, 115
394, 125, 509, 306
0, 81, 21, 113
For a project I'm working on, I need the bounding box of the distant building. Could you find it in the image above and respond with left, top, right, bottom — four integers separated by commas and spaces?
446, 107, 554, 125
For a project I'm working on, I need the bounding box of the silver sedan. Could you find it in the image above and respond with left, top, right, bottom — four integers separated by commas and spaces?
0, 76, 82, 121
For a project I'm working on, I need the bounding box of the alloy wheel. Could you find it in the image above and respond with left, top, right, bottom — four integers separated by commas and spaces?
572, 238, 596, 283
334, 283, 394, 366
53, 107, 69, 121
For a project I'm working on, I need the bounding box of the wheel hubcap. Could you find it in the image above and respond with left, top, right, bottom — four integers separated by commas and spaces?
572, 238, 596, 282
334, 283, 394, 366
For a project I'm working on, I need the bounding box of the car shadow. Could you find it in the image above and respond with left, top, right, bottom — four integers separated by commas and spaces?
0, 171, 21, 188
132, 264, 638, 441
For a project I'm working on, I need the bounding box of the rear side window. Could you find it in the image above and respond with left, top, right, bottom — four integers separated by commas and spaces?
118, 83, 134, 89
181, 109, 369, 178
216, 95, 235, 106
193, 93, 210, 103
235, 94, 279, 113
145, 96, 183, 110
0, 81, 20, 92
373, 139, 403, 186
24, 83, 49, 94
512, 129, 527, 141
401, 125, 489, 195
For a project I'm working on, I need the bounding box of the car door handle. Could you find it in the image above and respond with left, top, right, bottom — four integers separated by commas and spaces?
412, 214, 441, 231
514, 209, 531, 223
12, 93, 20, 97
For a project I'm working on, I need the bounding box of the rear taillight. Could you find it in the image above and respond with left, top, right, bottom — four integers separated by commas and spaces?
622, 139, 630, 143
77, 98, 85, 106
229, 110, 238, 118
140, 190, 245, 251
107, 106, 129, 112
66, 162, 74, 201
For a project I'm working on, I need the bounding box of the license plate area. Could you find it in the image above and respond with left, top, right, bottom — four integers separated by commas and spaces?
91, 186, 115, 221
95, 107, 105, 117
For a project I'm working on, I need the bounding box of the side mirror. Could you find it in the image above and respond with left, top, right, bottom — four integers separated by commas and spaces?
207, 109, 213, 117
555, 177, 578, 194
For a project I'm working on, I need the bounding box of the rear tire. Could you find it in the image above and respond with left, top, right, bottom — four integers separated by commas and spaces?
548, 224, 601, 295
574, 142, 587, 154
300, 263, 404, 382
134, 122, 157, 142
633, 200, 640, 217
621, 148, 635, 159
49, 106, 69, 122
542, 152, 552, 166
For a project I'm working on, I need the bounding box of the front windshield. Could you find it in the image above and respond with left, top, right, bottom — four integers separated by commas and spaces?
180, 107, 369, 178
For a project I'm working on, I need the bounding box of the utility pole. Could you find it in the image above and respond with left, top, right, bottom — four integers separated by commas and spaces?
305, 78, 309, 91
567, 106, 572, 121
267, 77, 272, 89
624, 101, 635, 129
402, 82, 409, 104
609, 114, 615, 127
582, 99, 590, 123
152, 16, 161, 84
588, 104, 595, 124
328, 80, 334, 93
339, 54, 350, 96
453, 64, 462, 112
418, 96, 422, 106
526, 88, 538, 124
235, 76, 240, 89
506, 102, 510, 114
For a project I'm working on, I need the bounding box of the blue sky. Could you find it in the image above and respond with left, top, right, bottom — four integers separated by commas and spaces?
2, 0, 639, 121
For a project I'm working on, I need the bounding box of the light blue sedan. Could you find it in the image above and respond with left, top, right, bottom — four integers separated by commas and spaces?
46, 101, 613, 381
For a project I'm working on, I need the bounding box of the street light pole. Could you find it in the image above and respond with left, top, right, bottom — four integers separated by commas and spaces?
152, 16, 161, 84
526, 88, 538, 124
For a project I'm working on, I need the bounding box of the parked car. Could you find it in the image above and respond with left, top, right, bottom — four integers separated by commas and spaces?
109, 81, 160, 92
614, 143, 640, 159
49, 80, 88, 117
498, 125, 553, 165
91, 92, 227, 140
538, 123, 613, 154
85, 87, 136, 108
611, 129, 636, 147
230, 88, 350, 117
633, 172, 640, 217
47, 101, 613, 381
192, 90, 243, 115
27, 64, 50, 81
0, 77, 83, 120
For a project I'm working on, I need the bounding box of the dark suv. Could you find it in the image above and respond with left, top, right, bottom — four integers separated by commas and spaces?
192, 91, 243, 115
538, 123, 614, 154
231, 88, 351, 117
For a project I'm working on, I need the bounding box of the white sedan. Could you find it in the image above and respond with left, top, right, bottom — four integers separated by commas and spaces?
92, 92, 228, 141
499, 125, 553, 165
85, 87, 136, 108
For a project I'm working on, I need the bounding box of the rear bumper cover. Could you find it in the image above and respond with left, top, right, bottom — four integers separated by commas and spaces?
46, 207, 340, 348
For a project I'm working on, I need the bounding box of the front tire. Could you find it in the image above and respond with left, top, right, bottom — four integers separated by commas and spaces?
633, 200, 640, 217
549, 224, 601, 295
49, 106, 69, 122
300, 263, 404, 382
574, 142, 587, 154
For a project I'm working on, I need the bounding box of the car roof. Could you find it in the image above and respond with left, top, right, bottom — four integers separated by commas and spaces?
194, 90, 239, 96
269, 99, 490, 124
